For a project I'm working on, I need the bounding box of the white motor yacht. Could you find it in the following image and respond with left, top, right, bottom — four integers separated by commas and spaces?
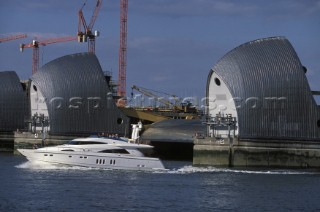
17, 136, 165, 171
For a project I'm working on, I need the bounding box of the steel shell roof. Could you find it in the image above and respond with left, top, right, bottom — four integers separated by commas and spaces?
208, 37, 320, 140
31, 53, 129, 135
0, 71, 26, 131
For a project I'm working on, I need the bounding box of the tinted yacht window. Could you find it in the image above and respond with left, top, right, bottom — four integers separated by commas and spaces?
98, 149, 130, 154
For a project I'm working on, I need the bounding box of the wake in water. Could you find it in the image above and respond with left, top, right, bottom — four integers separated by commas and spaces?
16, 161, 316, 175
15, 161, 101, 171
162, 165, 317, 175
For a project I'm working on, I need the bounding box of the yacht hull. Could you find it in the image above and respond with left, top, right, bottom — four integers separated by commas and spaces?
17, 148, 165, 171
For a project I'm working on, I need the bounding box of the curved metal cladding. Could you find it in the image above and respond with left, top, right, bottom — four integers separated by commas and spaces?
31, 53, 129, 135
208, 37, 320, 141
141, 119, 204, 143
0, 71, 26, 131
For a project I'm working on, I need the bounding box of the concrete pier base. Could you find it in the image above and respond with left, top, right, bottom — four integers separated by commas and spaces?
0, 132, 14, 152
193, 137, 320, 168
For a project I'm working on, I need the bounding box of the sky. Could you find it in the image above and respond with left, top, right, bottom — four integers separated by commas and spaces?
1, 0, 320, 105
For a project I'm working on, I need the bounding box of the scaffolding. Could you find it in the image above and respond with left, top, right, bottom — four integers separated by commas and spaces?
204, 112, 237, 144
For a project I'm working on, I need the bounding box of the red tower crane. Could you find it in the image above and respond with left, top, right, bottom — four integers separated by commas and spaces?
117, 0, 128, 100
20, 36, 77, 75
0, 33, 27, 43
78, 0, 103, 53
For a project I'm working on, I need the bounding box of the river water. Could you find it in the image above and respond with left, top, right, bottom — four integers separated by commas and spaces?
0, 152, 319, 211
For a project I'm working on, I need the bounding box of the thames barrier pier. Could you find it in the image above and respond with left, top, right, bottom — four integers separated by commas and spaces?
194, 137, 320, 168
0, 53, 130, 151
193, 37, 320, 168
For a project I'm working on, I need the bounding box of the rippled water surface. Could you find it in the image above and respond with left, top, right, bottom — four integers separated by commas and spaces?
0, 153, 319, 211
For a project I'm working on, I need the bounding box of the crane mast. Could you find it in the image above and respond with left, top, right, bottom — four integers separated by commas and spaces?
78, 0, 102, 53
20, 36, 77, 74
131, 85, 176, 108
131, 85, 197, 113
118, 0, 128, 100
